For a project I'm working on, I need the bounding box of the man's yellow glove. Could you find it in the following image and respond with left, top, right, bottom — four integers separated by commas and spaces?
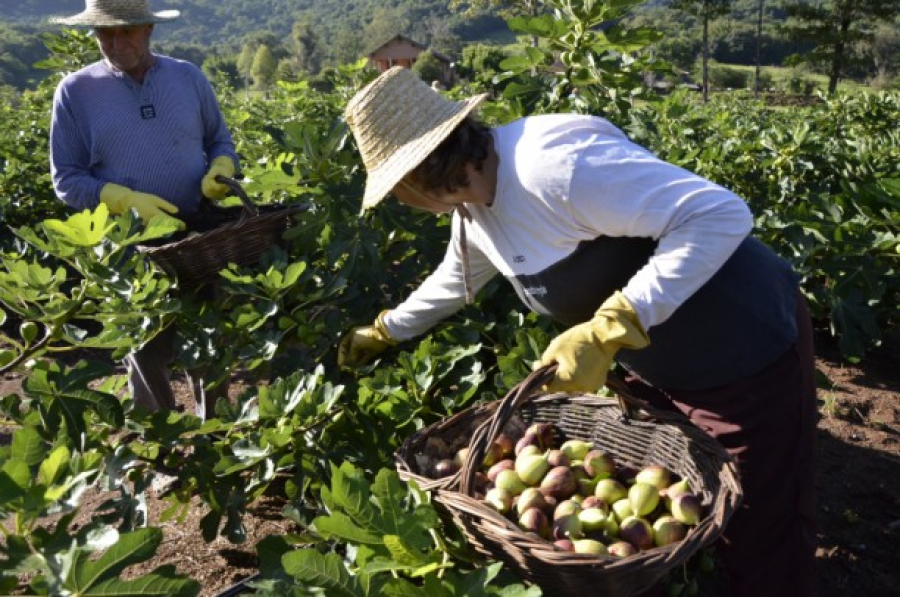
537, 291, 650, 393
201, 156, 236, 199
338, 310, 398, 368
100, 183, 182, 225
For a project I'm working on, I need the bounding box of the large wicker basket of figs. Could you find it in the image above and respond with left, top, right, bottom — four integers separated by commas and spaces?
395, 365, 742, 596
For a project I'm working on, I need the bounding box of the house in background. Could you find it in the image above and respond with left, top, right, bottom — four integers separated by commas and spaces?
367, 34, 455, 86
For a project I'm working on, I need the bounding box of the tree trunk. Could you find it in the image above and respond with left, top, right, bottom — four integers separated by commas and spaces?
702, 11, 710, 103
755, 0, 764, 98
828, 18, 851, 94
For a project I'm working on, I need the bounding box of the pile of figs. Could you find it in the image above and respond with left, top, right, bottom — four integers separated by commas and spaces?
431, 422, 704, 556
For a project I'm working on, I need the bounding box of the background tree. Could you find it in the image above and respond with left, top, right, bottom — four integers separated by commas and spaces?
782, 0, 898, 94
251, 44, 277, 92
236, 43, 255, 90
290, 17, 324, 77
411, 50, 445, 85
670, 0, 732, 102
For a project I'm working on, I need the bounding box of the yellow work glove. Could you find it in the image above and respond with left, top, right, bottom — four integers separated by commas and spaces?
99, 183, 182, 226
201, 156, 236, 199
337, 310, 398, 368
537, 291, 650, 393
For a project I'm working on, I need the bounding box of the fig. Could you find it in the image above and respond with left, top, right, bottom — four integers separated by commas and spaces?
553, 513, 583, 541
482, 441, 506, 468
495, 434, 516, 458
635, 464, 672, 491
583, 449, 616, 479
539, 466, 578, 500
662, 478, 691, 508
527, 422, 556, 450
433, 459, 459, 478
595, 478, 628, 505
494, 469, 527, 495
546, 449, 571, 468
607, 540, 638, 558
670, 493, 703, 526
572, 538, 608, 556
515, 432, 541, 456
484, 488, 514, 515
553, 538, 575, 552
580, 496, 608, 514
653, 515, 687, 547
628, 482, 660, 517
578, 475, 601, 497
554, 499, 582, 520
577, 507, 608, 532
611, 498, 634, 522
517, 444, 542, 458
619, 516, 654, 551
486, 458, 516, 483
515, 451, 551, 486
453, 447, 470, 468
560, 439, 593, 461
516, 487, 549, 517
519, 507, 551, 539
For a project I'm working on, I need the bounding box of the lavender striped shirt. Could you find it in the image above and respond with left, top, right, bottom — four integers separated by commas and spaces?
50, 54, 237, 214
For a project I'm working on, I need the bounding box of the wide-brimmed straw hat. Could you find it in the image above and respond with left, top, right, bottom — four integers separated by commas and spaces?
51, 0, 180, 27
345, 66, 489, 209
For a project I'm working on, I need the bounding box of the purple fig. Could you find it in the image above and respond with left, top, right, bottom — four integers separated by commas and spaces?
519, 507, 550, 539
539, 465, 578, 500
607, 540, 638, 558
619, 516, 654, 551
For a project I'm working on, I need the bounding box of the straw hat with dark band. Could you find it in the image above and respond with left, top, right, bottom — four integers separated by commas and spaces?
51, 0, 180, 27
345, 66, 489, 209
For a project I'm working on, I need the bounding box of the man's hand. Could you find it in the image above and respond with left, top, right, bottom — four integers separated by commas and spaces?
100, 183, 183, 226
201, 156, 236, 199
537, 291, 650, 393
338, 311, 397, 368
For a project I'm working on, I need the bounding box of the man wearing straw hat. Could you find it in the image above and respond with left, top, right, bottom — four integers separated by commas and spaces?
48, 0, 239, 419
339, 66, 817, 595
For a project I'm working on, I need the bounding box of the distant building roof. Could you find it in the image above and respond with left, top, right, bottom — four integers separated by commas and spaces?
367, 34, 452, 64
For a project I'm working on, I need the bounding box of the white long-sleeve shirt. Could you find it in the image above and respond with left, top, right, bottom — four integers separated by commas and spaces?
383, 114, 798, 390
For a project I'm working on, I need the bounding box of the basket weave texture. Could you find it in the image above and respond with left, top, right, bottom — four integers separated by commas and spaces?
395, 366, 742, 597
138, 177, 307, 287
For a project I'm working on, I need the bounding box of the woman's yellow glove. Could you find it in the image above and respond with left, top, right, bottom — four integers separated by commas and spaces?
99, 183, 182, 226
201, 156, 236, 199
537, 291, 650, 393
337, 311, 398, 368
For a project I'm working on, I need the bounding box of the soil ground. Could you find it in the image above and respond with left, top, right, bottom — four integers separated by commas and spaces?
1, 329, 898, 596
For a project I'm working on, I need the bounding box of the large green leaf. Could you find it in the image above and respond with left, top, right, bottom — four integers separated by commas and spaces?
281, 549, 363, 597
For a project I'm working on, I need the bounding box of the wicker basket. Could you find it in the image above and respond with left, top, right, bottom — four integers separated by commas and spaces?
138, 176, 308, 287
395, 366, 742, 596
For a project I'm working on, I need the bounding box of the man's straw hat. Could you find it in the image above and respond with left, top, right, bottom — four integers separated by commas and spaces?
345, 66, 489, 209
51, 0, 180, 27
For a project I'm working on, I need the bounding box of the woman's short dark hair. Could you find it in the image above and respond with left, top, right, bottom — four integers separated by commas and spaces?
409, 117, 491, 194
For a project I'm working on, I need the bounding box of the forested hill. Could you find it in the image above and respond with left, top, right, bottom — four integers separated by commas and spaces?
4, 0, 507, 51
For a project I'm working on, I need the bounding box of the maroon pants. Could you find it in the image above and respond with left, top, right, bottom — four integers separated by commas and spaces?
625, 295, 819, 596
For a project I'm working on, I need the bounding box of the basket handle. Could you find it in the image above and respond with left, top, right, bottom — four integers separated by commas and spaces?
214, 175, 259, 219
459, 364, 557, 495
